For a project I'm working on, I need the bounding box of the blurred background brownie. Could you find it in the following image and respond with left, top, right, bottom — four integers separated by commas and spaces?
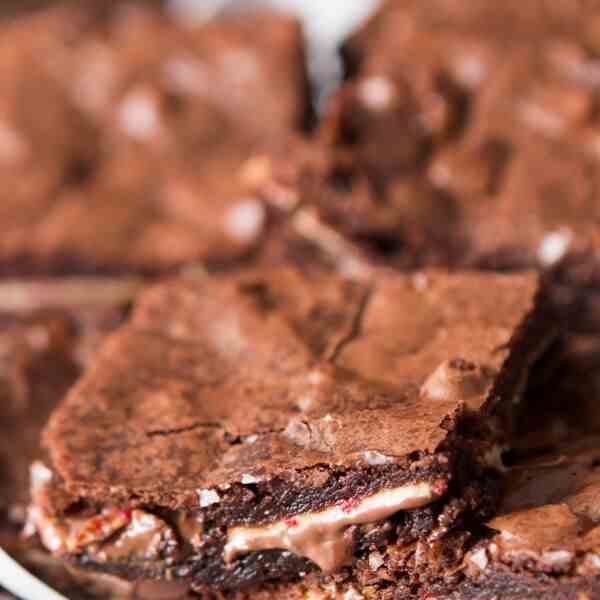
256, 0, 600, 306
0, 2, 310, 277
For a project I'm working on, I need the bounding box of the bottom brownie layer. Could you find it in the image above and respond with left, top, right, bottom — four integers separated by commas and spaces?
29, 461, 500, 597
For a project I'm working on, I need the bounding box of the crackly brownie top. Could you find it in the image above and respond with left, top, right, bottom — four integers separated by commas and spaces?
45, 267, 540, 507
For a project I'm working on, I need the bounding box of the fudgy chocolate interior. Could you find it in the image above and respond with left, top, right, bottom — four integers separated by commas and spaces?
63, 454, 498, 592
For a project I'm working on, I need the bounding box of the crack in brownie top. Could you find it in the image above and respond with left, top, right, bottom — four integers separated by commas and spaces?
43, 267, 542, 508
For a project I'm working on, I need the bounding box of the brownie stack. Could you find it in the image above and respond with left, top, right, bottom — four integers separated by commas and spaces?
1, 2, 600, 600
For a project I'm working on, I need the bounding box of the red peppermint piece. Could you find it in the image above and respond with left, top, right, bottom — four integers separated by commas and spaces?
119, 508, 133, 522
92, 517, 104, 532
339, 498, 360, 514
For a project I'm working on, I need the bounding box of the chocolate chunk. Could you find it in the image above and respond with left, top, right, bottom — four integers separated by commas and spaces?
34, 266, 549, 593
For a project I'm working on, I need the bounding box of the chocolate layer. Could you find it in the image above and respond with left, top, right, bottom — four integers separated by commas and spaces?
33, 267, 550, 592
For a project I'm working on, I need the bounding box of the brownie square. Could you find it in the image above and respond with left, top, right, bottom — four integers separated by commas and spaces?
0, 3, 310, 277
327, 0, 600, 242
249, 0, 600, 337
29, 266, 550, 596
16, 146, 274, 276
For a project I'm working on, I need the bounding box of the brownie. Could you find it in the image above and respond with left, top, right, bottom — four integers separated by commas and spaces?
0, 278, 139, 533
0, 278, 140, 600
12, 145, 277, 276
0, 10, 97, 257
0, 3, 310, 276
427, 434, 600, 600
268, 0, 600, 326
341, 0, 600, 73
29, 267, 550, 596
251, 138, 467, 271
11, 3, 309, 154
48, 4, 310, 157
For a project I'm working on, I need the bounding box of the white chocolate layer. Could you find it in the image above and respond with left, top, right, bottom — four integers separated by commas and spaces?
224, 480, 445, 572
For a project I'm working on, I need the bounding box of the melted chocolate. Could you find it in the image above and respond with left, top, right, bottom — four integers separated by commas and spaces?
224, 480, 446, 571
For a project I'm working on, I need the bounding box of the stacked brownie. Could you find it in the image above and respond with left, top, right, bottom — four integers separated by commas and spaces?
1, 1, 600, 600
25, 267, 548, 599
